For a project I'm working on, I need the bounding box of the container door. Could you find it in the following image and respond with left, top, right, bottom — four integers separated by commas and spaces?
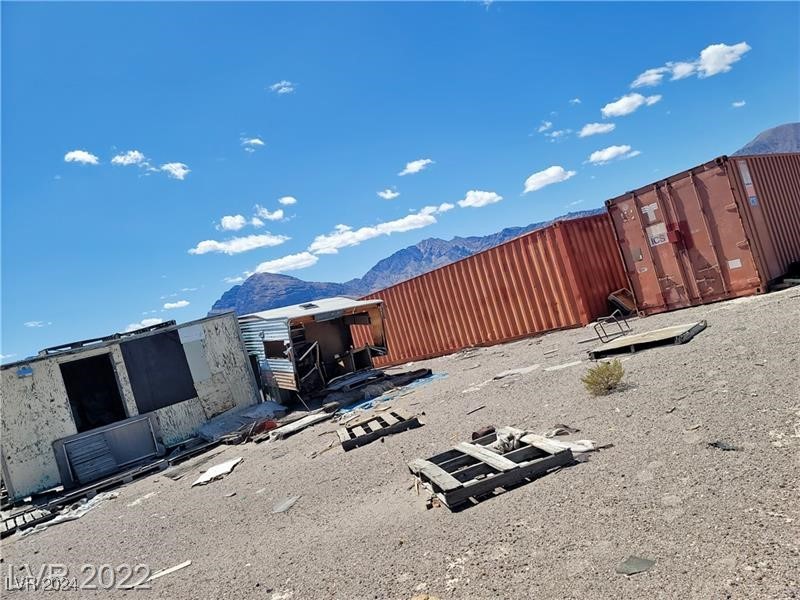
608, 189, 695, 315
608, 162, 761, 315
667, 165, 761, 302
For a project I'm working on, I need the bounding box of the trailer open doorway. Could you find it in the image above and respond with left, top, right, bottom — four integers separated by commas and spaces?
60, 354, 127, 433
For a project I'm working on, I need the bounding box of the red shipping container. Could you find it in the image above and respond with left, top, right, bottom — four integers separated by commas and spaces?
353, 214, 627, 366
606, 153, 800, 316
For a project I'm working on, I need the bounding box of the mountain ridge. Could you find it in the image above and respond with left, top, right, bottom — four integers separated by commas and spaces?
210, 209, 603, 315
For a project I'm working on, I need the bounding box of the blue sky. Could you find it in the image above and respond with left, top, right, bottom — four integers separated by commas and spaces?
2, 1, 798, 362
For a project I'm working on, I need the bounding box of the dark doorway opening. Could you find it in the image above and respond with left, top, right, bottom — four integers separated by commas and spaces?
60, 354, 127, 433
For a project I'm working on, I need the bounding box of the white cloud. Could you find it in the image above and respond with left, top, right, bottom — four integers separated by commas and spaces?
163, 300, 189, 310
377, 188, 400, 200
569, 98, 581, 105
241, 137, 264, 153
631, 41, 751, 88
567, 199, 584, 207
631, 67, 669, 88
254, 205, 285, 221
436, 202, 455, 213
398, 158, 434, 176
24, 320, 52, 328
219, 215, 247, 231
588, 144, 641, 165
269, 80, 295, 94
181, 287, 198, 292
64, 150, 99, 165
250, 217, 264, 227
537, 121, 553, 133
278, 196, 297, 206
579, 122, 616, 137
601, 93, 661, 118
125, 318, 164, 333
111, 150, 147, 166
308, 211, 439, 255
0, 353, 16, 361
457, 190, 503, 208
255, 252, 318, 274
732, 100, 746, 108
188, 233, 289, 255
523, 166, 576, 194
669, 61, 697, 80
223, 275, 245, 284
546, 129, 571, 141
160, 162, 190, 180
697, 42, 751, 77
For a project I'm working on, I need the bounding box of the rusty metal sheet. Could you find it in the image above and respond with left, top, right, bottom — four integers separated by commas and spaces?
355, 214, 626, 366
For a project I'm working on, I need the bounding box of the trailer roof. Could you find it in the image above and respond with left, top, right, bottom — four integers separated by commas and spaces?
239, 296, 382, 322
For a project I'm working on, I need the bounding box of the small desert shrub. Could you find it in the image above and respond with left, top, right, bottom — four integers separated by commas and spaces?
582, 359, 625, 396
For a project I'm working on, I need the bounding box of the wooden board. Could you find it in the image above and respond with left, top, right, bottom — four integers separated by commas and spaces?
408, 428, 574, 510
337, 410, 422, 451
589, 320, 707, 359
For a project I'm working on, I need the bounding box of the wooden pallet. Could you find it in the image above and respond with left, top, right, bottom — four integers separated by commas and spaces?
0, 508, 54, 538
337, 410, 422, 451
408, 427, 574, 510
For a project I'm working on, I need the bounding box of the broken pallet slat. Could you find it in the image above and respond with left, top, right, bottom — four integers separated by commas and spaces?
455, 442, 518, 472
443, 451, 572, 508
380, 412, 400, 426
408, 459, 462, 492
267, 411, 334, 441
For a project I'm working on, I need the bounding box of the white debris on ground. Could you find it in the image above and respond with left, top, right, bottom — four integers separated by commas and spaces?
190, 457, 243, 486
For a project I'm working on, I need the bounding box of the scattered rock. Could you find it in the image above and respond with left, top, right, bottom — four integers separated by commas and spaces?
616, 556, 655, 576
709, 440, 738, 451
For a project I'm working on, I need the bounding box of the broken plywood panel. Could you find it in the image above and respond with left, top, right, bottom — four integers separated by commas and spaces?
588, 321, 707, 360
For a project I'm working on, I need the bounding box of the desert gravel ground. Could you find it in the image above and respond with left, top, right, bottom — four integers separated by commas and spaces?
2, 288, 799, 600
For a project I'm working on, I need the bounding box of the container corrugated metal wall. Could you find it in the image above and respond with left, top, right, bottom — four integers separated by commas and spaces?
730, 153, 800, 282
606, 153, 800, 316
355, 214, 626, 366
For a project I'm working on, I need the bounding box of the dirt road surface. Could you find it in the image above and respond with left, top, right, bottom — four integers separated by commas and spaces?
3, 288, 799, 599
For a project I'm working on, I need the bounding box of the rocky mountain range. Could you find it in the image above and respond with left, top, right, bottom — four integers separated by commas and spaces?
210, 123, 799, 316
733, 122, 800, 156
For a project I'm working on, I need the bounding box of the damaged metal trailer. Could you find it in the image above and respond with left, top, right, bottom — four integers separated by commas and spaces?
0, 313, 261, 503
238, 297, 388, 404
606, 153, 800, 315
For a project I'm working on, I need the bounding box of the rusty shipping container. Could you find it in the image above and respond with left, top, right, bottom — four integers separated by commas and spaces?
352, 214, 627, 366
606, 153, 800, 316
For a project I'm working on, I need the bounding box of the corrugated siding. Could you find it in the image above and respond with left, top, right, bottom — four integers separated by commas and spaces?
557, 216, 629, 322
237, 316, 297, 391
736, 153, 800, 279
359, 214, 625, 365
